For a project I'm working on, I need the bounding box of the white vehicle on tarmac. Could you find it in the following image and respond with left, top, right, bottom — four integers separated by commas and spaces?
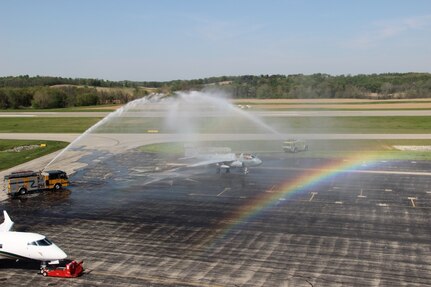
282, 139, 308, 153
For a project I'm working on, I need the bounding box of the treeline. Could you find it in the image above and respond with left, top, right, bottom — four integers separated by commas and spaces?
220, 73, 431, 99
0, 75, 132, 88
0, 86, 149, 109
0, 75, 231, 89
0, 73, 430, 109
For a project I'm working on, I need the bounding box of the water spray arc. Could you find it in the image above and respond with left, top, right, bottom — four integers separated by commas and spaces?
44, 91, 282, 172
43, 94, 164, 170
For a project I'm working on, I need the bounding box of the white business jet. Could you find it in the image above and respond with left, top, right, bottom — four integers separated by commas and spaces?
183, 146, 262, 174
0, 211, 67, 268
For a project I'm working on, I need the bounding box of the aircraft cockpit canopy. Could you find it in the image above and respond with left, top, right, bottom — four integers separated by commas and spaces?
28, 238, 53, 246
243, 153, 256, 159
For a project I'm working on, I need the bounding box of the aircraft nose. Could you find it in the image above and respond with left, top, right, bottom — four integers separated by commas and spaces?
256, 158, 262, 166
51, 244, 67, 260
58, 249, 67, 259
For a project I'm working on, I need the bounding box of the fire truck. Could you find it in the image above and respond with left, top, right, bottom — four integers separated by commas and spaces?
282, 139, 309, 153
4, 170, 69, 196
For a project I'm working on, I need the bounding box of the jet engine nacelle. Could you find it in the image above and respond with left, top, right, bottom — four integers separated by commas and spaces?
230, 160, 243, 168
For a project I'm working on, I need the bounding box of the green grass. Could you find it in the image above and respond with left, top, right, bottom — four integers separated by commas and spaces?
286, 139, 431, 160
97, 116, 431, 134
139, 142, 185, 154
261, 107, 431, 111
0, 116, 429, 134
139, 139, 431, 161
266, 116, 431, 134
0, 140, 69, 171
235, 100, 431, 105
0, 105, 118, 112
0, 117, 102, 133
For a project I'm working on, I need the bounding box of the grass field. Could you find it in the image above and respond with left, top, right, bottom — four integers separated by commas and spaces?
0, 140, 68, 171
0, 117, 101, 133
265, 116, 431, 134
0, 116, 429, 134
140, 139, 431, 161
0, 105, 119, 112
2, 98, 431, 113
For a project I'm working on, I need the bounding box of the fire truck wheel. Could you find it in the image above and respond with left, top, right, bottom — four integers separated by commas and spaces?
54, 184, 61, 190
19, 188, 27, 195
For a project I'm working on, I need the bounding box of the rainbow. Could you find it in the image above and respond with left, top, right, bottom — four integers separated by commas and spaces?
210, 151, 383, 246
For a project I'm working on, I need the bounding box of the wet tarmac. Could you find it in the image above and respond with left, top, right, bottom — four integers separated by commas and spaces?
1, 151, 431, 286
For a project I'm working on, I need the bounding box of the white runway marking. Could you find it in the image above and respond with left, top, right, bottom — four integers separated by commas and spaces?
408, 197, 418, 207
217, 187, 231, 197
309, 192, 318, 201
358, 189, 367, 198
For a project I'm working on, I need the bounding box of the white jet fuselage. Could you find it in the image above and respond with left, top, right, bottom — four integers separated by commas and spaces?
0, 211, 67, 263
0, 231, 67, 261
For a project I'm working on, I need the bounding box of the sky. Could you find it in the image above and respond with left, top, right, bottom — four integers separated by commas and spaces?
1, 0, 431, 81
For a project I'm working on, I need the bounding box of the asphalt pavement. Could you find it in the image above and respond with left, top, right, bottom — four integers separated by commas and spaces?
1, 152, 431, 286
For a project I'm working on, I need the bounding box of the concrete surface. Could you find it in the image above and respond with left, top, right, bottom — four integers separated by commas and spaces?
1, 152, 431, 286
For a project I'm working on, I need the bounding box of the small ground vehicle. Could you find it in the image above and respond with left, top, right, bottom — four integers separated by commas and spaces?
282, 139, 308, 153
41, 260, 84, 278
4, 170, 69, 196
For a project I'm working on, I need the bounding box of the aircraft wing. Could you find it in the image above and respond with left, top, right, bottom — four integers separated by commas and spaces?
187, 159, 233, 168
186, 153, 236, 168
0, 211, 14, 232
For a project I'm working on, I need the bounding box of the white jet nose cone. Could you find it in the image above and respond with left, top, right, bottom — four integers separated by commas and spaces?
51, 244, 67, 260
58, 249, 67, 260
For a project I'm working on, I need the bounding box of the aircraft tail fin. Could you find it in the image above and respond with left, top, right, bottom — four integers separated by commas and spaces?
0, 211, 14, 232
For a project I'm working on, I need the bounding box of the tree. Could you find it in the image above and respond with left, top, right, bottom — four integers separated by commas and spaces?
32, 88, 67, 109
75, 93, 98, 106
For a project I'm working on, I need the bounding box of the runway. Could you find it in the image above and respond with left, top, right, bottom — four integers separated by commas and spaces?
1, 152, 431, 286
1, 110, 431, 118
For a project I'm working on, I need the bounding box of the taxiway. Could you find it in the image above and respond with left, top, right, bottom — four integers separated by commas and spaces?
1, 152, 431, 286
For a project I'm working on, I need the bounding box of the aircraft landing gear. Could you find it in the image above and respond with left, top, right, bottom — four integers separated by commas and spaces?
39, 261, 47, 274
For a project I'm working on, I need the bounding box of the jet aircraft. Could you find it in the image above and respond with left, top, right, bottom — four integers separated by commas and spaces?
0, 211, 67, 269
182, 146, 262, 174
